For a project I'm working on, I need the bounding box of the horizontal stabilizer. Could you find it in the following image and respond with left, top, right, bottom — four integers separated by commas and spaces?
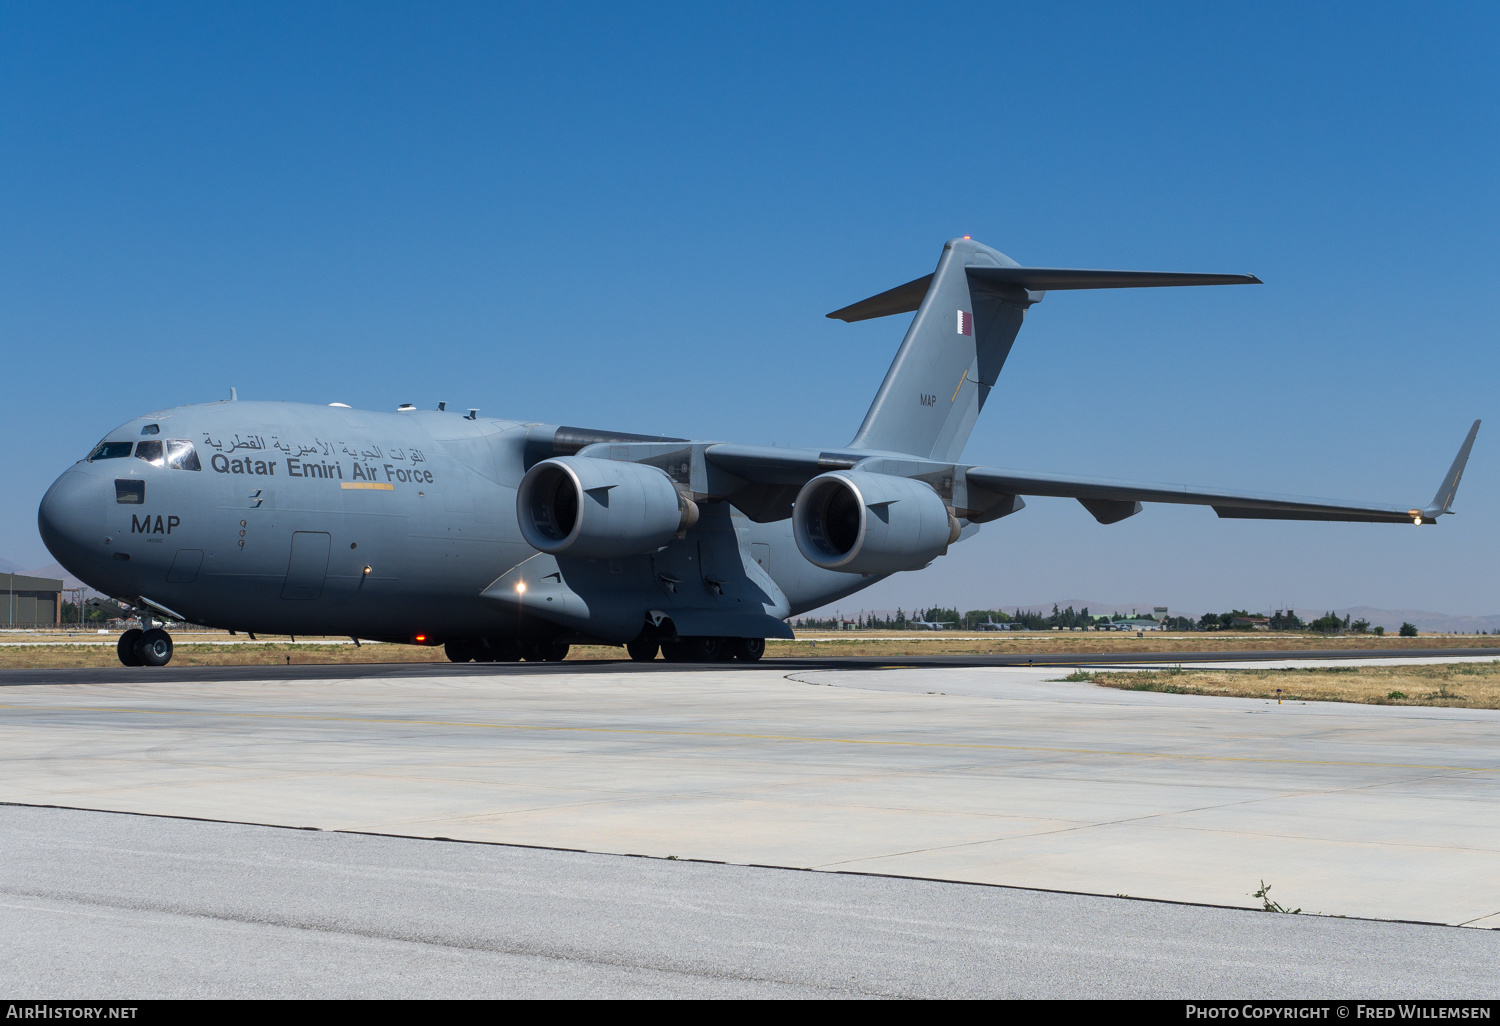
825, 274, 934, 323
827, 266, 1260, 322
965, 267, 1261, 292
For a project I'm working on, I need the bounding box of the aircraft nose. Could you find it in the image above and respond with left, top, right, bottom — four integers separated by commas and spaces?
38, 468, 107, 568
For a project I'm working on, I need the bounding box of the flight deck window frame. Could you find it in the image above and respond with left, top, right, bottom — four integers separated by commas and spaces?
165, 439, 202, 471
87, 441, 134, 462
134, 440, 165, 466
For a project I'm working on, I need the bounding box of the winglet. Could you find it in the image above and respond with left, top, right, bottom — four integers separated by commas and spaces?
1425, 420, 1481, 517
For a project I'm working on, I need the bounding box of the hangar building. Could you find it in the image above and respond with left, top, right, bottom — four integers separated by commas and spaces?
3, 573, 64, 626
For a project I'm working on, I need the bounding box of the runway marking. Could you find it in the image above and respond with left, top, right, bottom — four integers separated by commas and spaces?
0, 702, 1497, 774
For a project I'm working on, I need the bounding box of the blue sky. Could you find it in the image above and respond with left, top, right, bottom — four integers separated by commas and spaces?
4, 2, 1497, 615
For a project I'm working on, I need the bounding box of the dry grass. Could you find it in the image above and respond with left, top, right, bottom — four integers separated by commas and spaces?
1, 629, 1498, 668
0, 643, 446, 668
0, 642, 638, 668
1074, 662, 1500, 709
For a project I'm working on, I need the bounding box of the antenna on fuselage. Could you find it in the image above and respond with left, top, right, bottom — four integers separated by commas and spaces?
437, 401, 447, 411
229, 387, 238, 401
466, 409, 479, 420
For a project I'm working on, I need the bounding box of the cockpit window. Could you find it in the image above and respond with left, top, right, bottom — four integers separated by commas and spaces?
115, 480, 145, 504
141, 424, 160, 435
165, 439, 201, 471
135, 440, 164, 466
87, 440, 133, 461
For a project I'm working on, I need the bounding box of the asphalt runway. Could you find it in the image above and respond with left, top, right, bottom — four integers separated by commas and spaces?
3, 804, 1495, 998
1, 646, 1497, 686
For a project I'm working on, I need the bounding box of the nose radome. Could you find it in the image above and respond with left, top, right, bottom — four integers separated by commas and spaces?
38, 469, 106, 570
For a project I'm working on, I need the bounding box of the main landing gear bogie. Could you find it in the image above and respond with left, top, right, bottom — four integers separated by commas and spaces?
116, 627, 174, 667
445, 634, 764, 665
655, 636, 764, 663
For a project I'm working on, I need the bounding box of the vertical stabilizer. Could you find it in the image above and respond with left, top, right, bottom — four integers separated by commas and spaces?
846, 238, 1032, 462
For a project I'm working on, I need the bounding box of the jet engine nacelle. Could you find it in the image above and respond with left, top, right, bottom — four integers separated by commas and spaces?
793, 471, 959, 575
517, 456, 698, 558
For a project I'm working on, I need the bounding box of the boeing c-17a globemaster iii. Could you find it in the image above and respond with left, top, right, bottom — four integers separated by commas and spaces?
38, 237, 1481, 667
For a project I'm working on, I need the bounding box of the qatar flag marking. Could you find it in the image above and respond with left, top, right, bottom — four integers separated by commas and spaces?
957, 310, 973, 336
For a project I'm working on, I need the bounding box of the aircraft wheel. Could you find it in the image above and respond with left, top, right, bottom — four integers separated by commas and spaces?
729, 637, 765, 662
138, 628, 173, 667
626, 638, 659, 662
675, 636, 727, 663
444, 641, 475, 663
659, 640, 688, 663
521, 641, 565, 662
489, 638, 522, 662
117, 629, 144, 667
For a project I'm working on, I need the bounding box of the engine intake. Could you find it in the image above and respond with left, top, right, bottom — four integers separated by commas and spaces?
793, 471, 959, 575
517, 456, 698, 558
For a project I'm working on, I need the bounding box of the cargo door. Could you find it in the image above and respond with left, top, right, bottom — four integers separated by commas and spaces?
281, 531, 332, 600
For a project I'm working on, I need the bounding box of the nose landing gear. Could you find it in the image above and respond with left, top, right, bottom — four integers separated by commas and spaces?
116, 626, 173, 666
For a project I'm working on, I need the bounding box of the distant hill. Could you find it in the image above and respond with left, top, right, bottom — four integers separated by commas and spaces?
0, 556, 27, 574
1314, 607, 1500, 635
19, 562, 98, 594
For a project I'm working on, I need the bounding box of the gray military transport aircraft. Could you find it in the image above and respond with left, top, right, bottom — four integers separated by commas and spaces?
38, 237, 1480, 667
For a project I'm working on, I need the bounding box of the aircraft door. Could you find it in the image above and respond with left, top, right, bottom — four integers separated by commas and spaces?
751, 543, 770, 573
166, 549, 203, 584
281, 531, 332, 600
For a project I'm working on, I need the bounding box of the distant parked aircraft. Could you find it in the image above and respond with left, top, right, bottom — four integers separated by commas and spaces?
908, 618, 958, 631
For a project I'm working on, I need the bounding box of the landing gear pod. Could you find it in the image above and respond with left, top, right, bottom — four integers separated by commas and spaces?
793, 471, 958, 575
517, 456, 699, 559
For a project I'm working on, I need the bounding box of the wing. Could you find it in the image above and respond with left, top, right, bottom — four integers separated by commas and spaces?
967, 420, 1480, 526
705, 421, 1479, 527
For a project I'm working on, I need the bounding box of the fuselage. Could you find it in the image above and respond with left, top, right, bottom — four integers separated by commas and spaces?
37, 400, 882, 643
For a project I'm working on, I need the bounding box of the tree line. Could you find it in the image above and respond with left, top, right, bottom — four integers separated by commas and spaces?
793, 605, 1425, 635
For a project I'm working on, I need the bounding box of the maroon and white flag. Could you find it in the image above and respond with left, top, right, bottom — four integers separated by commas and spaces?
956, 310, 973, 336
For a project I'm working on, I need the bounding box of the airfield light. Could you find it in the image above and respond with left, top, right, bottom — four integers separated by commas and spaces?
516, 581, 528, 594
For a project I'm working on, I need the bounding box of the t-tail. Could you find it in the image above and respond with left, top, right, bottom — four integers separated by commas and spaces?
830, 237, 1260, 463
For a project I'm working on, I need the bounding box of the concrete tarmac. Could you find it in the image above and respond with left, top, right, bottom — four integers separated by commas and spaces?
3, 804, 1495, 999
2, 664, 1498, 928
